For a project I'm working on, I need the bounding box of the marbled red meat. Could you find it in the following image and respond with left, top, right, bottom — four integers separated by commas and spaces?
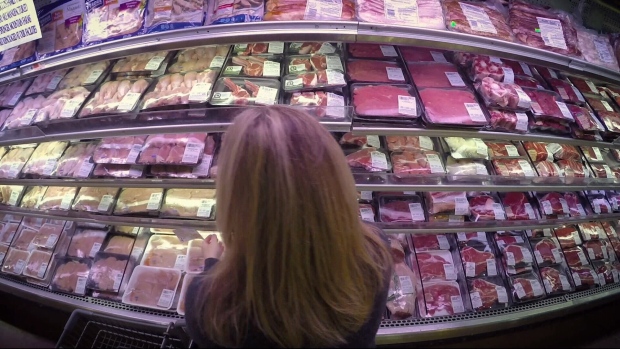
470, 278, 502, 310
411, 234, 448, 251
503, 192, 535, 220
554, 225, 580, 248
461, 246, 494, 277
534, 238, 559, 264
417, 252, 453, 281
564, 247, 588, 267
422, 282, 462, 316
469, 194, 502, 221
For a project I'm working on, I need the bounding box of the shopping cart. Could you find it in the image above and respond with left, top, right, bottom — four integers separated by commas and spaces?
56, 309, 193, 348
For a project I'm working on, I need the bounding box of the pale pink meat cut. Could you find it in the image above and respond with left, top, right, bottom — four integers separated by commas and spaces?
353, 85, 415, 117
419, 88, 485, 126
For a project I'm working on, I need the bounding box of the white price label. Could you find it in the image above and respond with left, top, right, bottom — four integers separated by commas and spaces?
559, 198, 569, 214
477, 232, 487, 241
594, 38, 614, 63
552, 248, 562, 263
520, 62, 533, 76
188, 82, 213, 102
426, 153, 443, 174
262, 61, 280, 77
487, 258, 498, 276
555, 101, 574, 120
523, 248, 533, 263
181, 142, 203, 164
496, 286, 508, 303
60, 193, 73, 210
474, 139, 487, 155
518, 160, 535, 177
325, 56, 343, 71
557, 87, 569, 100
444, 264, 457, 280
326, 92, 345, 118
255, 86, 278, 106
360, 207, 374, 222
112, 272, 123, 290
445, 72, 465, 87
398, 275, 414, 294
470, 291, 483, 308
586, 80, 598, 93
42, 159, 57, 176
603, 164, 613, 179
7, 92, 22, 106
530, 101, 543, 114
147, 192, 163, 210
603, 245, 609, 260
192, 156, 213, 176
174, 254, 187, 270
437, 235, 450, 250
97, 195, 114, 212
197, 199, 216, 218
268, 42, 284, 54
454, 197, 469, 215
542, 200, 553, 215
157, 289, 175, 308
37, 262, 48, 278
209, 56, 225, 69
126, 144, 142, 164
505, 144, 519, 157
613, 269, 619, 283
515, 88, 532, 109
506, 251, 516, 266
20, 109, 37, 126
465, 103, 486, 122
534, 250, 543, 264
598, 273, 607, 285
543, 278, 553, 293
578, 251, 588, 265
572, 272, 582, 286
60, 99, 82, 118
459, 2, 497, 34
360, 191, 373, 201
366, 135, 380, 148
592, 147, 603, 161
457, 232, 467, 241
430, 51, 447, 62
408, 203, 425, 221
8, 162, 21, 178
47, 75, 63, 90
543, 228, 552, 237
503, 67, 514, 83
145, 56, 165, 70
514, 112, 528, 132
7, 190, 19, 206
75, 276, 87, 294
489, 56, 502, 63
83, 69, 103, 84
326, 70, 346, 85
370, 151, 388, 170
571, 86, 585, 102
592, 270, 601, 285
492, 203, 505, 220
531, 279, 543, 296
45, 233, 58, 248
525, 203, 536, 219
419, 136, 433, 150
601, 100, 614, 112
117, 92, 141, 112
514, 282, 526, 298
559, 274, 570, 290
465, 262, 476, 277
76, 161, 94, 178
317, 42, 336, 54
379, 45, 398, 57
89, 242, 101, 257
476, 162, 488, 175
386, 67, 405, 81
397, 95, 417, 116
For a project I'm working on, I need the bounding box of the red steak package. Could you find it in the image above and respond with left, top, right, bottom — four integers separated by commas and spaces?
407, 62, 466, 88
415, 250, 458, 282
476, 77, 532, 111
351, 84, 420, 118
535, 161, 562, 177
568, 76, 599, 95
563, 246, 590, 267
580, 146, 605, 163
419, 88, 488, 127
411, 234, 451, 252
530, 237, 563, 267
592, 261, 617, 286
546, 143, 580, 161
523, 88, 574, 122
557, 160, 587, 177
391, 150, 445, 176
492, 158, 536, 177
571, 265, 599, 290
488, 109, 529, 134
346, 148, 391, 172
485, 141, 522, 158
563, 192, 587, 217
378, 196, 426, 223
524, 141, 552, 162
494, 233, 526, 251
537, 192, 570, 217
424, 192, 469, 215
588, 195, 612, 214
502, 192, 537, 220
460, 239, 498, 278
468, 277, 510, 311
579, 222, 606, 241
419, 281, 466, 317
587, 164, 616, 179
569, 105, 604, 132
586, 96, 616, 113
399, 47, 449, 63
584, 239, 610, 261
509, 272, 546, 303
443, 0, 515, 42
468, 194, 506, 221
598, 111, 620, 134
339, 133, 381, 148
547, 78, 584, 105
539, 265, 573, 295
346, 60, 407, 83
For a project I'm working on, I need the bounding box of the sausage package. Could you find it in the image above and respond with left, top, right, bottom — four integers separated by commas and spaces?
36, 0, 85, 59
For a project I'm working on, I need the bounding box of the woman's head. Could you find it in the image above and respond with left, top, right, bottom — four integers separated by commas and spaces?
202, 106, 391, 347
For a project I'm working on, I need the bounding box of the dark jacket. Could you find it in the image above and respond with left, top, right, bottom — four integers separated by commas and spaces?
184, 229, 392, 348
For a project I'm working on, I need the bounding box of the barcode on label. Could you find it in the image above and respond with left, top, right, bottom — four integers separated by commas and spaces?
426, 153, 443, 173
188, 82, 213, 102
146, 192, 163, 210
89, 242, 101, 258
370, 151, 388, 170
359, 207, 374, 222
454, 197, 469, 215
75, 276, 87, 294
157, 289, 175, 308
174, 254, 187, 270
262, 61, 280, 77
182, 142, 203, 164
197, 199, 216, 218
464, 103, 486, 122
398, 95, 417, 116
45, 234, 58, 248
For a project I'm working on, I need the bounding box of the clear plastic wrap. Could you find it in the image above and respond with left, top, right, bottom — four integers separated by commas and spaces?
210, 77, 280, 106
346, 148, 391, 173
444, 137, 489, 160
569, 104, 604, 132
141, 234, 188, 270
575, 27, 619, 71
21, 142, 69, 177
419, 87, 488, 127
37, 186, 77, 211
514, 75, 541, 89
122, 265, 181, 309
581, 146, 605, 163
36, 0, 85, 59
534, 161, 562, 177
378, 195, 426, 223
546, 78, 584, 104
112, 51, 170, 74
51, 142, 97, 178
32, 87, 91, 123
103, 235, 135, 255
557, 159, 587, 178
469, 194, 505, 221
145, 0, 204, 33
468, 56, 507, 82
0, 79, 32, 109
0, 42, 36, 72
357, 0, 444, 28
19, 186, 47, 209
167, 45, 230, 73
58, 61, 110, 89
149, 136, 215, 178
387, 262, 418, 319
390, 150, 445, 176
468, 277, 509, 311
83, 0, 147, 45
416, 250, 457, 281
502, 192, 537, 221
31, 222, 65, 250
1, 248, 30, 275
509, 272, 545, 303
67, 229, 108, 258
160, 189, 216, 219
208, 0, 264, 24
537, 192, 570, 217
346, 60, 407, 83
71, 187, 119, 214
264, 0, 354, 20
584, 239, 610, 261
25, 70, 70, 96
93, 136, 147, 165
351, 84, 420, 118
424, 191, 469, 215
460, 239, 499, 278
419, 280, 466, 317
282, 70, 346, 92
546, 143, 580, 161
386, 136, 435, 152
530, 237, 562, 267
445, 156, 488, 176
113, 188, 163, 215
407, 62, 465, 88
22, 250, 53, 280
51, 258, 92, 295
487, 108, 528, 132
0, 146, 35, 179
2, 95, 47, 130
79, 79, 151, 117
476, 78, 531, 110
140, 70, 219, 110
570, 265, 598, 290
485, 141, 523, 158
93, 164, 145, 178
87, 253, 128, 292
285, 90, 347, 119
137, 133, 207, 165
0, 185, 24, 206
443, 0, 514, 42
539, 265, 573, 295
223, 56, 282, 78
523, 88, 573, 122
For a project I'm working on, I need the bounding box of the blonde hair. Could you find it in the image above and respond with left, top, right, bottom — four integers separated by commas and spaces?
198, 106, 392, 347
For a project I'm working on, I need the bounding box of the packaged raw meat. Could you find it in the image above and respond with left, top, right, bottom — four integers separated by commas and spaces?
523, 88, 573, 122
122, 265, 181, 309
569, 105, 604, 132
223, 56, 282, 78
177, 273, 197, 315
534, 161, 561, 177
488, 109, 529, 134
58, 62, 110, 89
21, 142, 69, 177
351, 84, 420, 118
485, 141, 523, 158
31, 87, 91, 123
420, 88, 488, 127
476, 77, 532, 110
537, 192, 570, 217
287, 42, 340, 55
22, 249, 53, 279
71, 187, 119, 214
340, 133, 381, 148
468, 277, 510, 311
501, 192, 537, 220
283, 70, 346, 92
387, 262, 418, 319
570, 265, 598, 290
564, 246, 590, 267
93, 164, 143, 178
415, 250, 458, 281
0, 146, 35, 179
443, 0, 514, 41
411, 234, 451, 252
0, 42, 36, 72
285, 54, 343, 75
87, 253, 128, 292
186, 237, 212, 273
31, 223, 65, 250
598, 111, 620, 134
602, 221, 619, 239
465, 56, 506, 82
566, 76, 598, 95
167, 45, 230, 73
357, 0, 443, 28
509, 272, 545, 303
1, 248, 30, 275
584, 239, 610, 261
93, 136, 147, 165
346, 148, 391, 173
546, 143, 580, 161
264, 0, 355, 20
581, 146, 606, 163
592, 261, 618, 285
145, 0, 204, 33
546, 78, 584, 105
575, 27, 619, 71
524, 142, 553, 163
468, 194, 505, 221
285, 90, 347, 120
378, 196, 425, 223
608, 193, 620, 212
563, 192, 587, 217
586, 95, 616, 113
391, 150, 445, 176
208, 0, 263, 24
112, 52, 171, 75
557, 159, 587, 178
79, 79, 151, 117
0, 185, 24, 207
67, 229, 107, 259
83, 0, 147, 44
19, 186, 47, 209
407, 62, 464, 89
386, 136, 434, 152
347, 44, 401, 60
589, 164, 617, 179
141, 235, 188, 270
50, 142, 97, 178
460, 239, 498, 278
419, 281, 465, 317
37, 186, 77, 211
148, 139, 214, 178
400, 47, 449, 63
103, 235, 135, 256
0, 79, 33, 108
424, 192, 469, 215
346, 60, 407, 84
492, 158, 536, 177
161, 189, 216, 219
494, 233, 525, 250
36, 0, 85, 59
588, 195, 612, 214
539, 265, 573, 295
113, 188, 164, 215
137, 133, 207, 165
231, 42, 285, 56
445, 156, 488, 176
444, 137, 488, 160
210, 77, 280, 106
507, 0, 580, 56
530, 237, 562, 267
554, 225, 581, 249
51, 258, 92, 295
2, 95, 48, 130
578, 222, 605, 242
25, 70, 70, 96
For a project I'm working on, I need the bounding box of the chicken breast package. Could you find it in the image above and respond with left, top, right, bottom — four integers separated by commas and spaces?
19, 186, 48, 209
122, 265, 181, 310
92, 164, 145, 178
21, 142, 69, 177
285, 54, 344, 75
79, 78, 151, 117
37, 186, 77, 211
357, 0, 443, 28
468, 277, 510, 311
87, 252, 129, 292
443, 0, 514, 42
51, 142, 97, 178
113, 188, 164, 215
407, 62, 466, 89
0, 42, 36, 72
32, 87, 91, 123
112, 51, 171, 75
1, 248, 30, 275
282, 70, 347, 92
419, 87, 488, 127
137, 133, 208, 165
83, 0, 147, 45
51, 257, 92, 295
285, 90, 348, 120
58, 61, 110, 89
476, 77, 532, 111
161, 189, 217, 219
145, 0, 204, 33
351, 84, 420, 119
168, 45, 230, 73
0, 146, 35, 179
141, 70, 219, 110
141, 234, 189, 271
103, 235, 135, 256
25, 70, 70, 96
210, 77, 280, 106
0, 185, 24, 206
207, 0, 264, 24
72, 187, 120, 214
346, 60, 408, 84
264, 0, 354, 21
92, 136, 147, 165
22, 250, 53, 280
378, 195, 426, 223
67, 229, 108, 259
36, 0, 85, 59
2, 95, 48, 130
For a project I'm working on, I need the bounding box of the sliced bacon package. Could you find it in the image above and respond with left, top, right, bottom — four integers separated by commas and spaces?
467, 277, 510, 311
554, 225, 582, 249
539, 265, 574, 296
509, 272, 546, 303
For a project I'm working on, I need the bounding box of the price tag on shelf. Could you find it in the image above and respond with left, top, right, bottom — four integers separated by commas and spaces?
519, 62, 533, 76
197, 199, 216, 218
398, 95, 417, 116
98, 195, 114, 212
408, 203, 424, 221
117, 92, 141, 112
465, 103, 486, 122
188, 82, 213, 103
470, 291, 483, 309
430, 51, 447, 62
262, 61, 281, 77
386, 67, 405, 81
209, 56, 225, 69
267, 42, 284, 54
502, 67, 514, 83
445, 72, 465, 87
379, 45, 398, 57
370, 151, 388, 170
398, 275, 414, 294
89, 242, 102, 258
255, 86, 278, 106
145, 56, 166, 70
75, 276, 87, 294
157, 289, 175, 308
147, 192, 163, 210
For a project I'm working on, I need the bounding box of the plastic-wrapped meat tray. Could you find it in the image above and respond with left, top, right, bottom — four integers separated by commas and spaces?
569, 104, 604, 132
0, 146, 35, 179
522, 88, 573, 122
286, 90, 347, 119
141, 70, 219, 110
32, 87, 91, 123
222, 56, 282, 78
51, 258, 92, 295
460, 239, 498, 278
534, 161, 561, 177
584, 239, 610, 261
37, 186, 77, 211
79, 79, 151, 117
579, 222, 605, 241
161, 189, 216, 219
598, 111, 620, 134
2, 95, 48, 130
1, 248, 30, 275
592, 261, 617, 285
137, 133, 207, 165
387, 261, 418, 319
468, 194, 505, 221
419, 87, 488, 127
346, 60, 407, 83
357, 0, 444, 28
586, 96, 616, 113
52, 142, 97, 178
424, 191, 469, 215
468, 56, 506, 82
122, 265, 182, 310
590, 164, 618, 179
93, 164, 144, 178
476, 77, 532, 110
210, 77, 280, 106
390, 150, 445, 176
581, 146, 605, 163
140, 235, 188, 270
340, 133, 381, 148
502, 192, 537, 220
58, 61, 110, 89
411, 234, 451, 251
378, 196, 425, 223
416, 250, 458, 282
468, 277, 510, 311
346, 148, 391, 173
111, 51, 171, 74
399, 47, 448, 63
537, 192, 570, 217
93, 136, 147, 165
386, 136, 435, 152
286, 42, 340, 55
407, 62, 466, 88
445, 156, 488, 176
347, 44, 400, 60
31, 223, 65, 249
500, 58, 533, 77
443, 0, 515, 42
167, 45, 230, 73
492, 158, 536, 177
358, 203, 375, 222
589, 195, 612, 214
22, 141, 69, 177
71, 187, 119, 214
563, 192, 587, 217
86, 253, 128, 292
67, 229, 107, 258
557, 160, 587, 178
113, 188, 163, 215
419, 281, 465, 317
351, 84, 420, 119
25, 70, 69, 95
509, 272, 545, 303
571, 265, 598, 290
546, 78, 584, 105
285, 54, 344, 74
554, 225, 581, 248
563, 246, 590, 267
282, 70, 346, 92
488, 109, 529, 134
540, 265, 573, 295
530, 237, 563, 267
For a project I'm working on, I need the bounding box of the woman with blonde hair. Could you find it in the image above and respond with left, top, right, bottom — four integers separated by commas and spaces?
185, 105, 393, 348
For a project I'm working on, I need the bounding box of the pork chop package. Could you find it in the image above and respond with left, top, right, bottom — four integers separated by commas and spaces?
285, 89, 349, 120
346, 60, 408, 84
588, 194, 613, 214
122, 265, 182, 310
351, 84, 421, 120
160, 189, 217, 220
140, 234, 188, 270
36, 0, 85, 59
579, 222, 606, 242
283, 70, 347, 92
357, 0, 444, 28
570, 265, 599, 290
591, 261, 619, 286
529, 237, 563, 267
111, 51, 172, 76
411, 234, 453, 252
210, 77, 280, 106
459, 238, 499, 278
0, 146, 36, 179
407, 62, 466, 89
569, 105, 604, 132
501, 192, 538, 221
0, 42, 36, 72
79, 78, 152, 117
93, 136, 147, 165
390, 150, 445, 177
575, 27, 619, 72
345, 147, 391, 173
443, 137, 488, 160
546, 78, 585, 105
25, 70, 70, 96
378, 195, 426, 223
424, 191, 470, 216
539, 264, 574, 295
71, 187, 120, 214
554, 224, 581, 249
31, 87, 92, 124
492, 158, 537, 177
223, 56, 283, 79
488, 109, 529, 134
508, 271, 546, 303
167, 45, 230, 73
522, 88, 574, 122
50, 257, 92, 295
50, 142, 97, 178
467, 277, 510, 311
58, 61, 111, 89
285, 54, 344, 75
149, 137, 216, 178
536, 192, 570, 218
137, 133, 208, 165
144, 0, 204, 33
417, 280, 467, 317
37, 186, 78, 211
443, 0, 514, 42
83, 0, 147, 45
21, 141, 70, 177
468, 193, 506, 221
113, 188, 164, 215
419, 87, 489, 127
400, 47, 449, 63
86, 252, 129, 292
